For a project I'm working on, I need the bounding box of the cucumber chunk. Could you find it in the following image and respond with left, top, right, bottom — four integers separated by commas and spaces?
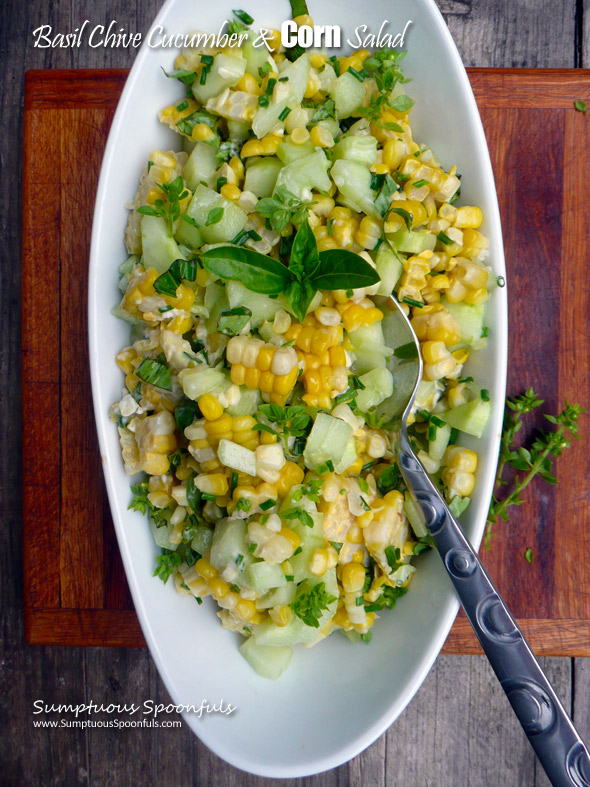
210, 518, 249, 573
355, 368, 394, 411
274, 151, 331, 199
192, 53, 246, 103
140, 216, 185, 273
348, 321, 391, 375
303, 413, 353, 471
191, 524, 213, 556
244, 157, 283, 198
186, 184, 248, 244
226, 280, 282, 329
388, 229, 437, 255
330, 71, 366, 117
179, 366, 228, 400
429, 421, 452, 462
330, 159, 380, 219
277, 54, 311, 103
256, 583, 297, 609
332, 136, 378, 168
375, 244, 403, 296
239, 638, 293, 680
277, 138, 315, 164
226, 388, 261, 417
174, 219, 203, 251
183, 140, 218, 190
443, 397, 491, 438
403, 492, 428, 538
217, 438, 257, 476
244, 561, 287, 592
150, 518, 177, 550
442, 298, 486, 349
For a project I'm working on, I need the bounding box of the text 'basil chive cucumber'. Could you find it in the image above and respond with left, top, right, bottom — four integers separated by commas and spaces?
111, 4, 498, 679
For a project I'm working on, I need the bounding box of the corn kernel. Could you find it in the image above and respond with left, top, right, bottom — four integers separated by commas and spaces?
191, 123, 214, 142
220, 183, 242, 201
310, 125, 334, 148
341, 562, 366, 593
199, 393, 224, 421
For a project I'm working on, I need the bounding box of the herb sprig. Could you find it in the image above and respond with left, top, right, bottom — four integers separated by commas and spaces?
486, 388, 585, 548
137, 176, 190, 237
256, 186, 316, 233
291, 581, 337, 627
201, 219, 380, 320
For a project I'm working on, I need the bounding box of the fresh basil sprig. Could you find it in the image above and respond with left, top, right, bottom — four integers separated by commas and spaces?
154, 258, 198, 297
201, 219, 381, 321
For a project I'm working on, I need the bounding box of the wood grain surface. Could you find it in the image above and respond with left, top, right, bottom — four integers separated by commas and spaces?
4, 1, 590, 784
21, 68, 590, 658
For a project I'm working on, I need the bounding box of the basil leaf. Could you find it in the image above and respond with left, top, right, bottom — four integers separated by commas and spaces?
389, 207, 413, 231
162, 67, 197, 85
393, 341, 419, 359
154, 258, 198, 297
187, 475, 202, 512
201, 245, 292, 294
289, 219, 320, 281
285, 279, 316, 322
218, 306, 252, 335
137, 205, 163, 217
175, 396, 201, 432
136, 358, 172, 391
311, 250, 381, 291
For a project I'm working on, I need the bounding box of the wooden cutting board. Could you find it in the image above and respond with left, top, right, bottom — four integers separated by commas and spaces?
22, 68, 590, 654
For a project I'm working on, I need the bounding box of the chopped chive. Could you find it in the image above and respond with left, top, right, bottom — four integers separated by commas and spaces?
230, 472, 238, 496
202, 492, 217, 501
278, 106, 291, 122
248, 542, 257, 553
413, 179, 429, 188
176, 100, 189, 112
361, 460, 376, 472
402, 296, 423, 308
232, 9, 254, 24
480, 389, 490, 402
347, 66, 366, 82
265, 78, 277, 96
285, 575, 294, 582
428, 424, 437, 442
437, 230, 453, 245
258, 94, 270, 108
260, 499, 276, 511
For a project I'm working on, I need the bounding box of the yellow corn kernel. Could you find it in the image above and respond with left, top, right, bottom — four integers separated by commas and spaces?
421, 340, 447, 365
260, 430, 278, 445
308, 548, 330, 576
259, 133, 281, 155
235, 597, 258, 621
256, 346, 275, 372
382, 138, 407, 170
464, 287, 488, 305
371, 162, 390, 175
291, 127, 310, 145
166, 314, 192, 334
195, 473, 229, 497
265, 28, 282, 53
245, 367, 261, 388
355, 216, 382, 250
146, 187, 162, 206
204, 414, 233, 436
310, 125, 334, 148
191, 123, 214, 142
269, 605, 293, 627
230, 364, 246, 385
199, 393, 224, 421
446, 447, 478, 474
236, 72, 260, 95
317, 236, 339, 251
304, 70, 321, 99
442, 467, 476, 497
241, 139, 263, 158
293, 13, 313, 27
116, 347, 137, 375
220, 183, 242, 201
309, 52, 327, 68
451, 348, 470, 365
209, 577, 230, 599
454, 206, 483, 229
273, 366, 299, 395
279, 527, 301, 552
276, 461, 305, 497
348, 524, 363, 544
341, 562, 366, 593
447, 382, 470, 409
228, 155, 244, 183
196, 557, 217, 580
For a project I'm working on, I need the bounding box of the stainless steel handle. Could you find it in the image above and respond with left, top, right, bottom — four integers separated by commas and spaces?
397, 432, 590, 787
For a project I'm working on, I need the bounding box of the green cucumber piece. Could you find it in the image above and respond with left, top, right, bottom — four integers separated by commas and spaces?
442, 298, 486, 349
226, 280, 282, 329
186, 184, 248, 244
239, 637, 293, 679
242, 36, 273, 78
330, 159, 379, 218
210, 518, 249, 573
179, 366, 228, 400
227, 119, 251, 142
330, 71, 366, 117
204, 281, 229, 333
355, 368, 394, 411
277, 138, 315, 164
443, 397, 491, 438
348, 321, 391, 375
332, 135, 378, 168
140, 216, 185, 273
375, 244, 403, 296
277, 54, 311, 103
244, 561, 287, 592
217, 439, 257, 476
273, 151, 331, 199
429, 421, 452, 462
191, 524, 213, 555
403, 492, 428, 538
244, 157, 283, 198
226, 388, 261, 417
192, 53, 246, 103
334, 435, 358, 475
256, 583, 297, 609
183, 140, 218, 190
388, 229, 436, 255
303, 412, 354, 471
174, 219, 203, 250
150, 518, 177, 551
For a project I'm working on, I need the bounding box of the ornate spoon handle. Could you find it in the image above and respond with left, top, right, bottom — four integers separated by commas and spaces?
398, 433, 590, 787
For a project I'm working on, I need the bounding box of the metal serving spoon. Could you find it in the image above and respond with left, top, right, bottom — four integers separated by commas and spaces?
377, 296, 590, 787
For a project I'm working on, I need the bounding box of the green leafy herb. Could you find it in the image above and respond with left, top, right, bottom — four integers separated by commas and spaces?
356, 49, 409, 122
291, 581, 337, 628
329, 540, 343, 553
205, 207, 224, 226
187, 476, 202, 512
256, 404, 311, 445
347, 66, 366, 82
201, 245, 292, 294
136, 358, 172, 391
256, 185, 316, 232
282, 507, 314, 528
153, 549, 182, 584
385, 545, 404, 573
389, 207, 413, 231
574, 99, 588, 114
389, 94, 415, 113
232, 8, 254, 24
175, 396, 201, 432
393, 341, 419, 360
218, 306, 252, 335
236, 497, 252, 512
486, 388, 585, 548
413, 536, 433, 556
377, 463, 403, 495
373, 174, 399, 217
162, 67, 197, 85
364, 585, 407, 613
154, 258, 198, 297
413, 179, 429, 188
312, 99, 335, 122
137, 175, 190, 237
525, 548, 534, 564
260, 498, 276, 511
437, 230, 454, 246
129, 481, 171, 528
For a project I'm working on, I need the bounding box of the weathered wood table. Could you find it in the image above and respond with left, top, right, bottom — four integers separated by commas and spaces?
3, 1, 589, 784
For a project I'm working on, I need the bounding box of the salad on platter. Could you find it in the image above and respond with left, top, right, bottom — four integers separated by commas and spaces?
110, 4, 496, 679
